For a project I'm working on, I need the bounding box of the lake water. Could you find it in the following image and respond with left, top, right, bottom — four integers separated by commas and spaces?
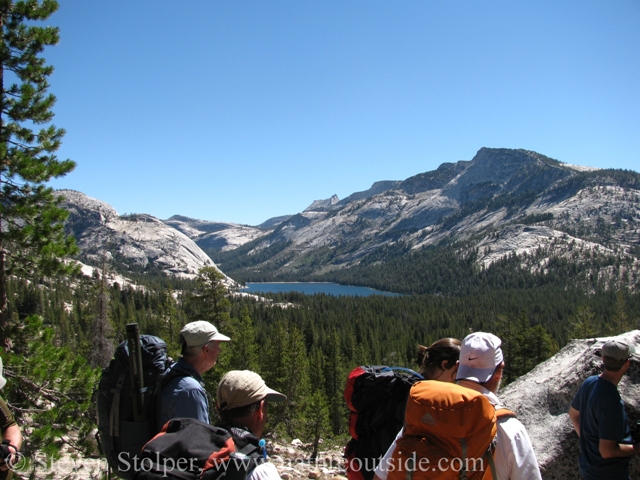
242, 282, 401, 297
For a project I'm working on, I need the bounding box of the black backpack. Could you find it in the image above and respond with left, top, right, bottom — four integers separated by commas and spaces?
343, 366, 423, 480
133, 417, 264, 480
96, 333, 174, 479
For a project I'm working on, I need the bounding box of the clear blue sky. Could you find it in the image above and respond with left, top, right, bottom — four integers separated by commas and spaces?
45, 1, 639, 226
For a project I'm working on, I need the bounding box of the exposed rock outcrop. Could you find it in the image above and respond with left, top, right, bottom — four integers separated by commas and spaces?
217, 148, 639, 289
164, 215, 267, 253
60, 190, 230, 281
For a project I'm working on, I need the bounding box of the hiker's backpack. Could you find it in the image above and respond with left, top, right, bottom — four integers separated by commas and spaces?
386, 381, 515, 480
344, 366, 424, 480
133, 417, 264, 480
96, 334, 173, 480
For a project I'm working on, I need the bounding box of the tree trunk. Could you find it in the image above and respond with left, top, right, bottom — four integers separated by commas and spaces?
0, 11, 7, 340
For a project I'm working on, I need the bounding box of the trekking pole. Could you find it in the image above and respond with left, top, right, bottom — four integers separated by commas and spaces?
126, 323, 145, 422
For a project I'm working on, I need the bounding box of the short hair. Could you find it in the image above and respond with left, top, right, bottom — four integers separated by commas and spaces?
182, 342, 206, 358
218, 400, 262, 423
479, 362, 504, 386
417, 338, 461, 379
603, 355, 627, 372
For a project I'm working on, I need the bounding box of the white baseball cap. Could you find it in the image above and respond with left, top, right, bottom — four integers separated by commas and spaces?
456, 332, 504, 383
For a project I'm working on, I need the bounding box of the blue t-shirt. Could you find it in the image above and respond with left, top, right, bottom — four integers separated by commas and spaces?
156, 358, 210, 431
571, 375, 632, 480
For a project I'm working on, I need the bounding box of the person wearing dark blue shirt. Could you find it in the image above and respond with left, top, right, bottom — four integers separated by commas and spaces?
156, 321, 230, 431
569, 339, 640, 480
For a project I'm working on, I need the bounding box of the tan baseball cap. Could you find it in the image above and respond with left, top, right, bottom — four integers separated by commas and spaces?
217, 370, 286, 411
180, 320, 230, 346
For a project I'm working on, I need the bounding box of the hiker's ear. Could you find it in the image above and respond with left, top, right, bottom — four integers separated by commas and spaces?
257, 400, 266, 421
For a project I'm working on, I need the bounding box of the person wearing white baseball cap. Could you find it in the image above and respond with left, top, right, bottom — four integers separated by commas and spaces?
569, 338, 640, 480
215, 370, 287, 480
156, 321, 231, 430
456, 332, 542, 480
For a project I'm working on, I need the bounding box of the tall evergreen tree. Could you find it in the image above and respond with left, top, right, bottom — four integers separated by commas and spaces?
157, 287, 179, 344
569, 305, 599, 340
225, 306, 259, 372
324, 329, 346, 435
189, 266, 231, 329
87, 264, 114, 367
0, 0, 77, 340
299, 346, 331, 458
610, 291, 633, 335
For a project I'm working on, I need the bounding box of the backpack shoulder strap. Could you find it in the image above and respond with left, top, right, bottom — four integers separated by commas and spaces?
110, 373, 126, 437
495, 408, 517, 421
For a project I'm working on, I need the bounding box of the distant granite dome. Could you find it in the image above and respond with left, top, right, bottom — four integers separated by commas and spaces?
59, 190, 230, 281
164, 216, 268, 253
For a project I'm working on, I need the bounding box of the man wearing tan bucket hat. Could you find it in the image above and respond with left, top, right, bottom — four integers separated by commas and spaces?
216, 370, 286, 480
156, 321, 230, 430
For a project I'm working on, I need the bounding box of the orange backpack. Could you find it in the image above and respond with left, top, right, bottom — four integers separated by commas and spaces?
386, 381, 512, 480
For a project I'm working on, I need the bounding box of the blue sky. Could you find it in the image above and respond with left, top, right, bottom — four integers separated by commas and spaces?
45, 1, 640, 226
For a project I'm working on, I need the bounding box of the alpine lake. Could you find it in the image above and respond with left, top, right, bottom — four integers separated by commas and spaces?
241, 282, 402, 297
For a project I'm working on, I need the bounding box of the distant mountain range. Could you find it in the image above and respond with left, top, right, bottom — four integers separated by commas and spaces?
60, 147, 640, 293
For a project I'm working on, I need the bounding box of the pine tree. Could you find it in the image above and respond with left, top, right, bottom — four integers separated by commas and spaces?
610, 291, 633, 335
495, 314, 516, 383
299, 346, 331, 458
324, 329, 346, 435
569, 305, 599, 340
0, 0, 78, 339
4, 315, 100, 462
189, 266, 231, 329
157, 287, 179, 344
262, 319, 310, 436
225, 306, 259, 372
87, 262, 114, 367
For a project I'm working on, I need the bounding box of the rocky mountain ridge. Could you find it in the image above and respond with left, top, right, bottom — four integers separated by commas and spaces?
211, 148, 639, 291
59, 148, 640, 291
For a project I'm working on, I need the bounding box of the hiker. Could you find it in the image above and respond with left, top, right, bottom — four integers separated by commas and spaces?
156, 321, 230, 430
569, 339, 640, 480
0, 357, 22, 480
216, 370, 287, 480
373, 338, 461, 480
456, 332, 541, 480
